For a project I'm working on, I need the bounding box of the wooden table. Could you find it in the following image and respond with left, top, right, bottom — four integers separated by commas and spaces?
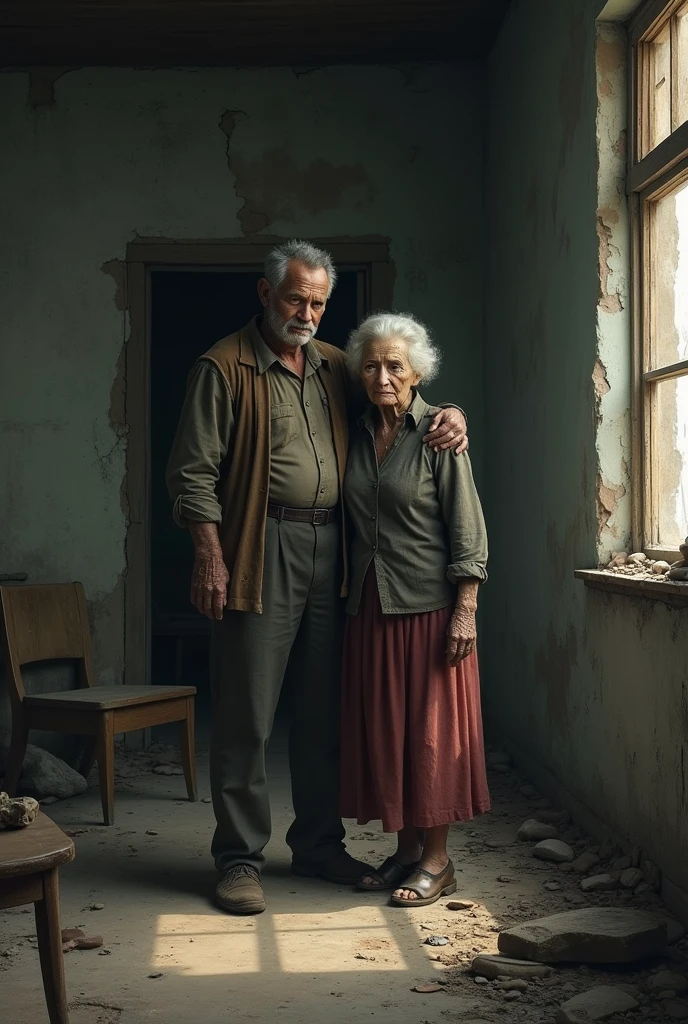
0, 812, 75, 1023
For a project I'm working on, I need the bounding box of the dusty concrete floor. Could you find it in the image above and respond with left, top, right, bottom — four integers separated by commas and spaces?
1, 733, 686, 1024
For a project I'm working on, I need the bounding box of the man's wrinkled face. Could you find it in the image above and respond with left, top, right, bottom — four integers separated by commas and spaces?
259, 261, 330, 347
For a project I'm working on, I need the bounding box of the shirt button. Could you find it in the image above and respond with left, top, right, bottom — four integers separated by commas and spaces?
372, 514, 377, 520
305, 401, 310, 407
320, 488, 325, 494
372, 482, 378, 489
319, 458, 324, 465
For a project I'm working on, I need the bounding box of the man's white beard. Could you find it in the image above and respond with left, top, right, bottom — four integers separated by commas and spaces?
266, 306, 316, 347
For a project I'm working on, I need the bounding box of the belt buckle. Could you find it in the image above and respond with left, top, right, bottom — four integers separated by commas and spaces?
312, 509, 328, 526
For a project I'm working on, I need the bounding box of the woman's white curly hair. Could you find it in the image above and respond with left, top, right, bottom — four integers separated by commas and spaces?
346, 312, 440, 383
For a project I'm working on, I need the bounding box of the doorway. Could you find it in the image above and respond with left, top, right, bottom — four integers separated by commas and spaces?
149, 266, 365, 708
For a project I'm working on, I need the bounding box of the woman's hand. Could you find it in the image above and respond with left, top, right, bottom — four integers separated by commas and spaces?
446, 604, 477, 665
446, 581, 479, 666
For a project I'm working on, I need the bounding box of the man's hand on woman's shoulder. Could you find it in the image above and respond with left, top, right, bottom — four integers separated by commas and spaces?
423, 407, 468, 455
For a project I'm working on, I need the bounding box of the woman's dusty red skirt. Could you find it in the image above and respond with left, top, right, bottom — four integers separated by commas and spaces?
340, 570, 491, 833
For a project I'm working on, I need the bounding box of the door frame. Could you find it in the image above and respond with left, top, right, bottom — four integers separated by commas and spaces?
123, 236, 394, 692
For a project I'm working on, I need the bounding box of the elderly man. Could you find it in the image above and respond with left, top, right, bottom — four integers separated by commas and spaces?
166, 240, 468, 915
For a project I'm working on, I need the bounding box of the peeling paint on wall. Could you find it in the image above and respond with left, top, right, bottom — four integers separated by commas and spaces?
595, 21, 632, 559
596, 213, 624, 314
27, 67, 67, 109
220, 109, 376, 237
101, 259, 128, 312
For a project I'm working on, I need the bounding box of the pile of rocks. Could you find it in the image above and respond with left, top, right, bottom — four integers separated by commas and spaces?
603, 551, 671, 578
463, 750, 688, 1021
603, 538, 688, 582
470, 905, 688, 1021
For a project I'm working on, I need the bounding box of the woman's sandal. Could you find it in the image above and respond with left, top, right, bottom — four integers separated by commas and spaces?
356, 856, 420, 892
389, 860, 457, 907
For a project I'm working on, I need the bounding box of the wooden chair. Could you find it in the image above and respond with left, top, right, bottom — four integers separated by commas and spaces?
0, 811, 75, 1023
0, 582, 197, 825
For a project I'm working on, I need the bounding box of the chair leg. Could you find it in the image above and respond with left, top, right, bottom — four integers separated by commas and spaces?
35, 868, 70, 1024
179, 698, 197, 802
2, 714, 29, 796
97, 711, 115, 825
79, 736, 98, 780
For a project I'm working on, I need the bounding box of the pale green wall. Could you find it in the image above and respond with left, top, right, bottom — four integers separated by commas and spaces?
0, 63, 484, 707
485, 0, 688, 900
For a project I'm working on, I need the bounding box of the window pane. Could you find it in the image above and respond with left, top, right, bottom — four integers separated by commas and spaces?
650, 178, 688, 368
649, 23, 672, 152
678, 4, 688, 131
654, 375, 688, 549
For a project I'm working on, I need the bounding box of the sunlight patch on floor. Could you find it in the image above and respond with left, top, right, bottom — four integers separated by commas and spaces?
272, 907, 408, 973
151, 907, 410, 976
152, 913, 261, 976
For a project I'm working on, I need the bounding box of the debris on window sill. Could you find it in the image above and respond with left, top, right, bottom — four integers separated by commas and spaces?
574, 568, 688, 606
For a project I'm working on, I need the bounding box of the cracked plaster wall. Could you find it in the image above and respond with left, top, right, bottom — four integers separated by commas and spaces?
485, 0, 688, 902
0, 63, 484, 716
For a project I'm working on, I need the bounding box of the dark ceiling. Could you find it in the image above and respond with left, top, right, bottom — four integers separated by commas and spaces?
0, 0, 512, 68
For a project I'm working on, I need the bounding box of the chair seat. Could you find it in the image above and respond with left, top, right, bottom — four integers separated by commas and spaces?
0, 811, 75, 879
24, 684, 196, 711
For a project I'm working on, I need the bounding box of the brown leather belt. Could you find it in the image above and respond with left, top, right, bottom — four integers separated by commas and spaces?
266, 502, 339, 526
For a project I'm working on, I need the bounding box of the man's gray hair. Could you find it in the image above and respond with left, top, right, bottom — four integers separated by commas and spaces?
264, 240, 338, 298
347, 312, 440, 383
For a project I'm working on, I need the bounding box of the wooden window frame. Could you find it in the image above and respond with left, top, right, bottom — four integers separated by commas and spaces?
628, 0, 688, 561
123, 237, 394, 693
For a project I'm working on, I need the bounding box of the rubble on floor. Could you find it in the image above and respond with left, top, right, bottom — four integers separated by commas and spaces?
1, 739, 687, 1024
443, 745, 688, 1023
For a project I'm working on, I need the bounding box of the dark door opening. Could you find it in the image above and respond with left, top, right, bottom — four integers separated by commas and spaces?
149, 267, 363, 717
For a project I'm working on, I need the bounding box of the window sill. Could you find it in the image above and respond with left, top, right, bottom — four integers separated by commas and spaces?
574, 569, 688, 607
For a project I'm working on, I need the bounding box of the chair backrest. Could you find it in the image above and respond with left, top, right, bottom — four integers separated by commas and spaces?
0, 582, 94, 703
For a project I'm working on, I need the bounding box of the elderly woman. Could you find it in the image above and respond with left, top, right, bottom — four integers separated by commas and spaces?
340, 313, 490, 907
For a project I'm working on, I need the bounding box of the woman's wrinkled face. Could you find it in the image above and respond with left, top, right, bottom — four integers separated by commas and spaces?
360, 337, 421, 410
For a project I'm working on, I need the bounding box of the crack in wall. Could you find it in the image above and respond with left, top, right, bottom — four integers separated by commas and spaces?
597, 212, 624, 314
219, 109, 268, 236
27, 67, 68, 108
593, 356, 611, 430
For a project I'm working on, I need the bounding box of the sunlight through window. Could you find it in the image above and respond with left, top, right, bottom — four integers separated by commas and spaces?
272, 908, 408, 973
152, 914, 261, 976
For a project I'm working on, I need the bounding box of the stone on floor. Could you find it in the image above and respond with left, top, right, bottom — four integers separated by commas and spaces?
580, 873, 620, 893
554, 985, 639, 1022
498, 907, 668, 963
532, 839, 575, 863
517, 819, 559, 842
571, 852, 600, 874
471, 953, 552, 980
11, 744, 88, 800
647, 970, 688, 993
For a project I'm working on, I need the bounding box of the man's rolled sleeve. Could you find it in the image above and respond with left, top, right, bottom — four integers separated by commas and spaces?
166, 360, 234, 527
